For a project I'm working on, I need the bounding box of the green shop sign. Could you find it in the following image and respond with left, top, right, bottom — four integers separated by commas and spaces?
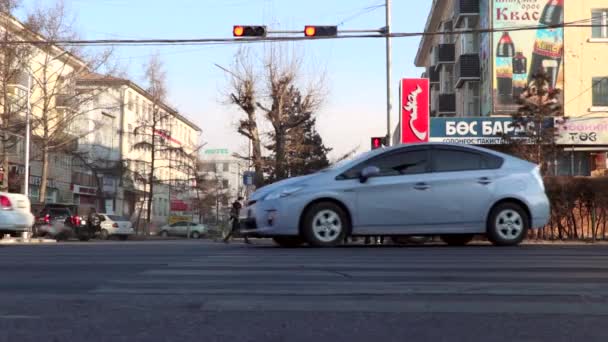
204, 149, 229, 155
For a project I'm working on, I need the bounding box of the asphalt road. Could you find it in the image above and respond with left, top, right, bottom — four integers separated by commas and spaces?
1, 240, 608, 342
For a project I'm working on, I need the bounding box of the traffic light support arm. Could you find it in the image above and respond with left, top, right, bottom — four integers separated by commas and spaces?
267, 28, 383, 35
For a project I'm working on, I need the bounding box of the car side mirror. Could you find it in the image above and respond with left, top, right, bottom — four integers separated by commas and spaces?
360, 166, 380, 183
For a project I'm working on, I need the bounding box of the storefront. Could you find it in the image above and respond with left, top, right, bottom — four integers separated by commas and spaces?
428, 117, 608, 176
72, 184, 99, 215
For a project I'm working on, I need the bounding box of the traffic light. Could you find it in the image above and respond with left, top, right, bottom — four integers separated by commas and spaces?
304, 25, 338, 37
371, 137, 386, 150
233, 25, 267, 37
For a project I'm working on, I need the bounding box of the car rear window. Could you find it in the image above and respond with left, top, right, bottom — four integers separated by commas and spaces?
433, 149, 483, 172
49, 209, 71, 217
483, 154, 504, 169
432, 148, 504, 172
108, 215, 129, 221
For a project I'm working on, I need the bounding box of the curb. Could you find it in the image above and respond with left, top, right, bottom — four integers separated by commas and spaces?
0, 238, 57, 245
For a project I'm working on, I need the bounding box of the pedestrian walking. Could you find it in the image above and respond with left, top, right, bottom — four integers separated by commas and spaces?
223, 197, 250, 244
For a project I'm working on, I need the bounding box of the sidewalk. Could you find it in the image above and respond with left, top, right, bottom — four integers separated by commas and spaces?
0, 235, 56, 245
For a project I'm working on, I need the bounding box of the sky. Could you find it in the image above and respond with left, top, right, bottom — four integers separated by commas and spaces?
17, 0, 432, 160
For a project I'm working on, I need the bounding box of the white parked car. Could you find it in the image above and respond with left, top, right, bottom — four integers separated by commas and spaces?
158, 221, 208, 239
0, 192, 34, 236
98, 214, 135, 240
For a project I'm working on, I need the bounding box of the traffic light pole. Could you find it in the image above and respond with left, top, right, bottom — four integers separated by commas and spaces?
385, 0, 392, 146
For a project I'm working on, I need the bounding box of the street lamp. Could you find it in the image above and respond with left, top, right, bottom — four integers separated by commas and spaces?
23, 50, 70, 197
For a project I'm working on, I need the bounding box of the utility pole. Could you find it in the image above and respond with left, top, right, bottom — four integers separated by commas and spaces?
24, 74, 31, 197
385, 0, 393, 146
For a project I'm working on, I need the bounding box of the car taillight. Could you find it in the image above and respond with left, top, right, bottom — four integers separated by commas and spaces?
0, 195, 12, 210
112, 223, 119, 228
44, 214, 50, 224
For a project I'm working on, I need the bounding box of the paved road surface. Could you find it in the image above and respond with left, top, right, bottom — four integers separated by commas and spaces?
1, 240, 608, 341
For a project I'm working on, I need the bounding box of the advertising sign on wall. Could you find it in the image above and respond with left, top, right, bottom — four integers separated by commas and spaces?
480, 0, 492, 116
400, 78, 430, 144
492, 0, 565, 114
430, 117, 523, 144
555, 118, 608, 145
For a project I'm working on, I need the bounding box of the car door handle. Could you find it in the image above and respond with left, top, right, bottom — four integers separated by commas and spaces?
477, 177, 492, 185
414, 182, 430, 191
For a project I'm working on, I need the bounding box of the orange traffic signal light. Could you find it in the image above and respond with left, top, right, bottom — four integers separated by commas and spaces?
233, 26, 245, 37
304, 25, 338, 37
233, 25, 267, 37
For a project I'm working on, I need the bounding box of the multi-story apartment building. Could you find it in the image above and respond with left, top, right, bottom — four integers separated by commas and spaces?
199, 149, 249, 222
413, 0, 608, 176
0, 13, 201, 224
0, 13, 88, 206
76, 74, 202, 225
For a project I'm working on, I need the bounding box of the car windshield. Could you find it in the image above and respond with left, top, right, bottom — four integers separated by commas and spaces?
321, 150, 377, 172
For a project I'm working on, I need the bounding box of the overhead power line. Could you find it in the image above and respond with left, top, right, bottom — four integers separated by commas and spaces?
3, 19, 602, 47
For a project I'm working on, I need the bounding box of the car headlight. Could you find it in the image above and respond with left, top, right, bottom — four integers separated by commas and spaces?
264, 186, 305, 201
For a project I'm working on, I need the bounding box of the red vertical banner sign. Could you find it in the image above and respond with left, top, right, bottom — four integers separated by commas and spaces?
401, 78, 430, 144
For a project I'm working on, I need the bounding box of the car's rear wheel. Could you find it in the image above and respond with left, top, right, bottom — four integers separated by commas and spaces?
190, 231, 200, 239
440, 234, 474, 246
302, 202, 348, 247
160, 230, 169, 238
487, 203, 529, 246
273, 236, 305, 248
78, 231, 91, 242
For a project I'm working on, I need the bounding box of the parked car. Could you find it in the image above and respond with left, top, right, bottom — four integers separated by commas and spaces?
32, 204, 89, 240
0, 192, 35, 236
241, 143, 550, 248
158, 221, 208, 239
97, 214, 135, 240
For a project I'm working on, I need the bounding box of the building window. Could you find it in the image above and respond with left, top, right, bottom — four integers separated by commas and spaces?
464, 82, 480, 116
592, 77, 608, 107
441, 65, 455, 94
136, 97, 140, 116
223, 163, 229, 172
592, 9, 608, 39
460, 33, 479, 55
442, 20, 454, 44
127, 92, 133, 111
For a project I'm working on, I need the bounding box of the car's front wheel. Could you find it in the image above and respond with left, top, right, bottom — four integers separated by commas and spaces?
273, 236, 305, 248
190, 231, 201, 239
487, 203, 529, 246
302, 202, 348, 247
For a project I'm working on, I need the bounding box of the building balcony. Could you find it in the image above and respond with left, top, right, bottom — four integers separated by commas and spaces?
453, 0, 480, 28
455, 54, 480, 88
434, 44, 455, 68
55, 94, 75, 109
438, 93, 456, 115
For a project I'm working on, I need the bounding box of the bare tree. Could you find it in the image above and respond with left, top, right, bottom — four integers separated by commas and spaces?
128, 53, 199, 226
23, 1, 113, 203
0, 0, 20, 13
224, 48, 326, 184
223, 50, 264, 187
0, 4, 32, 191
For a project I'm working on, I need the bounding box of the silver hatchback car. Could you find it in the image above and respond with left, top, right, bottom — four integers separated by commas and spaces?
242, 143, 550, 247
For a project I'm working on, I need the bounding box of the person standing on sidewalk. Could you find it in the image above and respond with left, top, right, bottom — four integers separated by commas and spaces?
223, 197, 250, 244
